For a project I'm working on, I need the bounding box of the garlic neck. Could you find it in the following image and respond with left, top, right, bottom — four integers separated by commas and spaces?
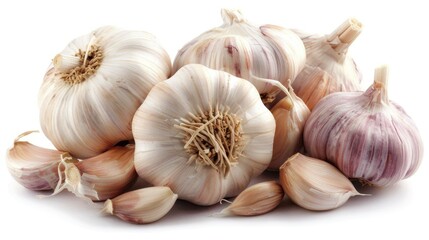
221, 9, 245, 25
53, 40, 103, 85
174, 106, 244, 177
372, 65, 389, 104
326, 18, 362, 58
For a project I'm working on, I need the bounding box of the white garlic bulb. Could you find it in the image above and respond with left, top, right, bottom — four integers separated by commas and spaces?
132, 64, 276, 206
173, 9, 306, 104
304, 66, 423, 186
39, 26, 171, 158
6, 131, 64, 191
291, 18, 363, 110
269, 82, 310, 170
280, 153, 365, 211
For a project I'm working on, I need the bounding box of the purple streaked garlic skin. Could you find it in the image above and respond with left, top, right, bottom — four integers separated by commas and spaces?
303, 66, 423, 187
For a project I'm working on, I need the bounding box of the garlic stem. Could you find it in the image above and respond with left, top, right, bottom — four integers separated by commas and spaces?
221, 9, 245, 25
53, 54, 80, 72
327, 18, 362, 54
82, 34, 96, 68
374, 65, 389, 103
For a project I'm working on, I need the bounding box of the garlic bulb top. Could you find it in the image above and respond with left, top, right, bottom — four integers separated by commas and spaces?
292, 18, 362, 110
132, 64, 276, 206
304, 66, 423, 187
39, 26, 171, 158
173, 9, 306, 104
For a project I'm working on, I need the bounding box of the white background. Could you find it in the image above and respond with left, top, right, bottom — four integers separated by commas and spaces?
1, 0, 428, 239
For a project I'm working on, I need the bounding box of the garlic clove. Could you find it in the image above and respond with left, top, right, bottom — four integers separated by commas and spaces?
39, 26, 171, 159
103, 186, 178, 224
173, 9, 306, 104
218, 181, 284, 216
303, 65, 423, 186
6, 131, 65, 191
269, 82, 310, 169
53, 145, 137, 201
279, 153, 366, 211
291, 66, 337, 110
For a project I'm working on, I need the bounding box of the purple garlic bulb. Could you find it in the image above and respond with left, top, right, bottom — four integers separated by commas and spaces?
303, 65, 423, 187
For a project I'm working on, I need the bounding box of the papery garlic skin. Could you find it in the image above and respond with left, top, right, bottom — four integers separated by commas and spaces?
39, 26, 171, 158
173, 9, 305, 104
304, 66, 423, 186
219, 181, 284, 216
133, 64, 276, 206
280, 153, 364, 211
53, 145, 136, 201
103, 187, 177, 224
269, 84, 310, 169
6, 131, 64, 191
292, 18, 362, 110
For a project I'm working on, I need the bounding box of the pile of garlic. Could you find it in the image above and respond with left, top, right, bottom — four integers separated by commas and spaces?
6, 9, 423, 224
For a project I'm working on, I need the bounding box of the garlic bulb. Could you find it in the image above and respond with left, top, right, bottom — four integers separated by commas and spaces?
269, 82, 310, 169
39, 26, 171, 158
280, 153, 365, 211
103, 187, 177, 224
173, 9, 306, 104
218, 181, 284, 216
132, 64, 276, 206
304, 66, 423, 186
6, 131, 64, 191
53, 145, 136, 201
291, 18, 362, 110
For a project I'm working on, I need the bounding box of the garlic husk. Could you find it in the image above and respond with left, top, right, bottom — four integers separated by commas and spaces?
6, 131, 64, 191
280, 153, 365, 211
269, 83, 310, 169
218, 181, 284, 216
132, 64, 276, 206
304, 66, 423, 186
291, 18, 362, 110
39, 26, 171, 158
53, 145, 136, 201
173, 9, 306, 104
103, 186, 178, 224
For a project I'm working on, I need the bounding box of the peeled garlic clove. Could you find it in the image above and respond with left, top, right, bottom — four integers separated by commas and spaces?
280, 153, 365, 211
39, 26, 171, 158
219, 181, 284, 216
292, 18, 362, 110
6, 131, 65, 191
103, 187, 178, 224
53, 145, 136, 201
173, 9, 306, 104
133, 64, 276, 206
269, 83, 310, 170
304, 66, 423, 186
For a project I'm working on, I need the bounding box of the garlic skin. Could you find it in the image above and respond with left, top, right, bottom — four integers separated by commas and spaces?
173, 9, 306, 104
39, 26, 171, 158
304, 66, 423, 186
53, 145, 136, 201
269, 83, 310, 169
6, 131, 64, 191
219, 181, 284, 216
132, 64, 276, 206
103, 187, 178, 224
292, 18, 362, 110
280, 153, 364, 211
